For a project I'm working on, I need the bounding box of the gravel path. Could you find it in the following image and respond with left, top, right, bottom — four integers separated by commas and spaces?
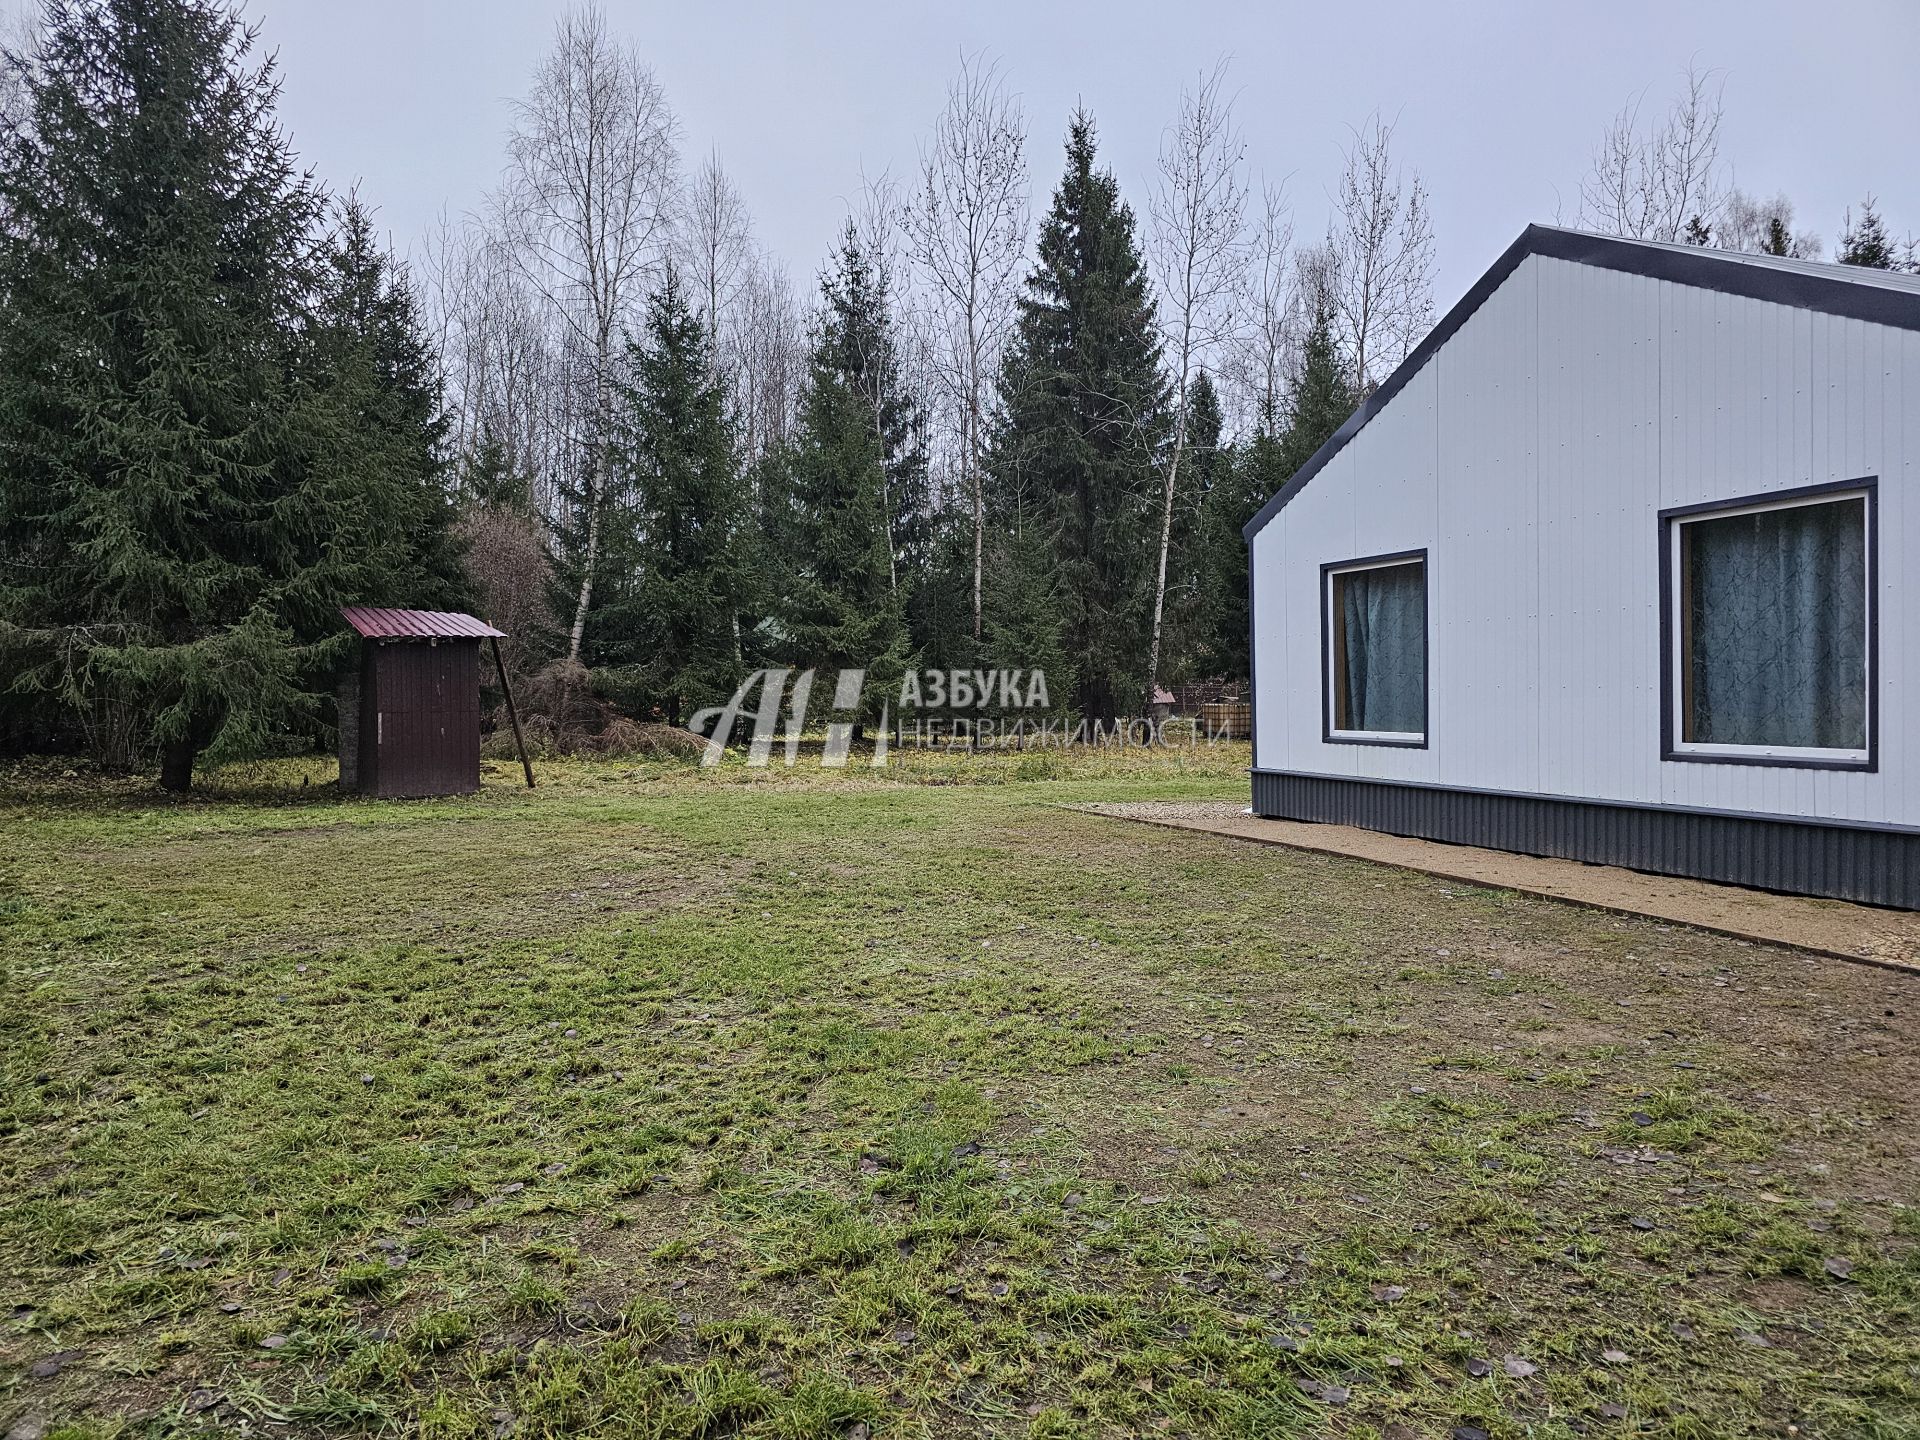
1074, 799, 1920, 973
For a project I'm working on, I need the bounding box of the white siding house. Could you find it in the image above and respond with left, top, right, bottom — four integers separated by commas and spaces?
1246, 226, 1920, 906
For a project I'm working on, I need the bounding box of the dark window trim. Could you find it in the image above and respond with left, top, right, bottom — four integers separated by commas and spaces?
1320, 548, 1430, 750
1657, 476, 1878, 774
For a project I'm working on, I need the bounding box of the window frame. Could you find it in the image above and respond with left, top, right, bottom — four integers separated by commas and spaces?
1321, 548, 1430, 749
1658, 477, 1878, 772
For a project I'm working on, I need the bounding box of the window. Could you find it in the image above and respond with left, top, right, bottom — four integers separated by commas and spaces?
1324, 551, 1427, 746
1663, 483, 1874, 769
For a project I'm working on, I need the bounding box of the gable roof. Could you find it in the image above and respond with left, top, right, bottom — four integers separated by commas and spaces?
1243, 224, 1920, 543
341, 606, 505, 640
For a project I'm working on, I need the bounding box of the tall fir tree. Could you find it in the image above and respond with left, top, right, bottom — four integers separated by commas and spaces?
906, 513, 980, 683
601, 272, 743, 726
0, 0, 455, 789
988, 111, 1167, 724
768, 239, 912, 729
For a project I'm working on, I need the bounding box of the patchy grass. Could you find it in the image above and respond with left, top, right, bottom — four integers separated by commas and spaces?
1, 744, 1916, 1439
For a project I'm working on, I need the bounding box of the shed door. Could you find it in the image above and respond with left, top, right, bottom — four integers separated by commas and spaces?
370, 641, 481, 797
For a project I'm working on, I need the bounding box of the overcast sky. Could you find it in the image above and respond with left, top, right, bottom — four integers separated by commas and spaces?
64, 2, 1920, 302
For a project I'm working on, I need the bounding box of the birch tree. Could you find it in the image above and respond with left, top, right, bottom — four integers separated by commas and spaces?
729, 250, 804, 460
1221, 180, 1293, 433
1578, 64, 1726, 243
500, 4, 678, 663
1145, 62, 1247, 714
676, 148, 751, 377
1329, 113, 1434, 390
905, 53, 1027, 641
422, 217, 573, 519
1719, 188, 1821, 258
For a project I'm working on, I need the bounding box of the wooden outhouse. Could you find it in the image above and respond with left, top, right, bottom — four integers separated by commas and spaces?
337, 607, 507, 798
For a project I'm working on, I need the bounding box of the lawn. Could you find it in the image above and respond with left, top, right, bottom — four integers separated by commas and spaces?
1, 745, 1916, 1439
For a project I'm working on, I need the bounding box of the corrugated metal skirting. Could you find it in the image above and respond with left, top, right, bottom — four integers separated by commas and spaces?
1252, 770, 1920, 910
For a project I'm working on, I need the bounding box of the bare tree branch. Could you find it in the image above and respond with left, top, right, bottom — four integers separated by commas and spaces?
1329, 112, 1433, 390
675, 147, 751, 378
497, 3, 679, 662
1144, 60, 1247, 712
904, 52, 1028, 642
1219, 179, 1293, 434
1578, 64, 1726, 243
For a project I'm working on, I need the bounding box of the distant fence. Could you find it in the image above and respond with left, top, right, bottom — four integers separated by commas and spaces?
1198, 700, 1250, 739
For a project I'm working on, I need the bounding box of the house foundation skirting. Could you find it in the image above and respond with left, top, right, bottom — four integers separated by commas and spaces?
1250, 769, 1920, 909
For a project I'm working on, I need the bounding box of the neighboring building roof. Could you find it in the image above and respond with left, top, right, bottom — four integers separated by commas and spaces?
1244, 224, 1920, 545
340, 606, 505, 640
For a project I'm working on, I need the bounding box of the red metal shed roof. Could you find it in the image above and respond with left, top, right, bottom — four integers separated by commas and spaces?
340, 606, 505, 640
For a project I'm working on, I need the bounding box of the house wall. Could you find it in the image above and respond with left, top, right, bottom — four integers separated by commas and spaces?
1251, 252, 1919, 833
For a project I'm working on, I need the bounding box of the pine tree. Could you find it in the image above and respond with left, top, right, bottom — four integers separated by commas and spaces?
1838, 197, 1897, 269
601, 271, 743, 726
988, 111, 1167, 724
769, 241, 912, 729
0, 0, 428, 790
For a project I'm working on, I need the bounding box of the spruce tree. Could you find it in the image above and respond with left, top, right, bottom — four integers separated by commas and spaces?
770, 241, 912, 730
906, 514, 979, 684
815, 222, 930, 604
1272, 290, 1360, 481
1838, 196, 1897, 269
1192, 295, 1356, 682
0, 0, 410, 790
989, 111, 1166, 724
457, 428, 536, 514
1160, 370, 1224, 686
982, 521, 1073, 723
602, 272, 743, 726
307, 195, 468, 612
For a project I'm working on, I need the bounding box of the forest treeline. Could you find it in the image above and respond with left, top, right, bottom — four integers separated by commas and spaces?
1, 0, 1912, 787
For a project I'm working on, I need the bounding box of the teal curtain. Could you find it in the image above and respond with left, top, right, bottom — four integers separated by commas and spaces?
1684, 498, 1866, 750
1337, 561, 1425, 734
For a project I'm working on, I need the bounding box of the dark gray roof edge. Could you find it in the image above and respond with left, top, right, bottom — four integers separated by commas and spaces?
1242, 224, 1920, 544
